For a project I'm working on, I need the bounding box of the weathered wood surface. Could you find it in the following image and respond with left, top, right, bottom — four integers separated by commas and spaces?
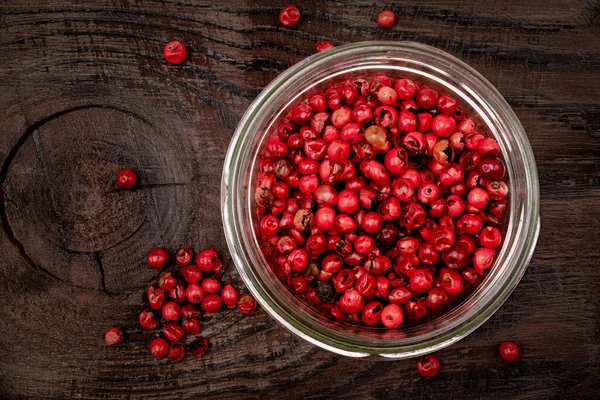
1, 1, 599, 399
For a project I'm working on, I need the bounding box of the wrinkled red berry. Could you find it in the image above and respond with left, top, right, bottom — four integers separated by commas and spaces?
139, 310, 158, 330
147, 286, 165, 310
416, 355, 440, 377
279, 6, 300, 27
238, 293, 258, 315
189, 337, 209, 358
163, 322, 185, 342
104, 326, 124, 345
168, 342, 186, 363
182, 317, 201, 335
176, 246, 194, 266
196, 248, 222, 272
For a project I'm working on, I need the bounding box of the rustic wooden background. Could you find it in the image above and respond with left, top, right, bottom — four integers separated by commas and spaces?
1, 0, 599, 399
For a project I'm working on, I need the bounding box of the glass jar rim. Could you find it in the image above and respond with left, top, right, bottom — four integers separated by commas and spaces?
222, 41, 540, 358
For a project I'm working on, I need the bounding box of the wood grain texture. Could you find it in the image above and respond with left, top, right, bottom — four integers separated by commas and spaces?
1, 0, 599, 399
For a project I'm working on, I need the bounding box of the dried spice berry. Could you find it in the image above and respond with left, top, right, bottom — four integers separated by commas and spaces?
163, 40, 187, 64
104, 326, 124, 345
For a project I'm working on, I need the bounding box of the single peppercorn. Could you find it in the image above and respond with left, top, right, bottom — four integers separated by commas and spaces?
499, 341, 520, 362
147, 247, 168, 269
117, 168, 137, 189
377, 10, 396, 28
416, 355, 440, 377
279, 6, 300, 27
316, 41, 335, 53
238, 294, 257, 315
150, 338, 169, 358
189, 337, 209, 358
104, 326, 124, 345
175, 246, 194, 266
163, 40, 187, 64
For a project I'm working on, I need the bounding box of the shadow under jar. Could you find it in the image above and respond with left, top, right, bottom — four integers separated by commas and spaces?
222, 42, 540, 358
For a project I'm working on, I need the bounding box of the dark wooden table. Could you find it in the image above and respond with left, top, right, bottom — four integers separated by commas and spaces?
1, 1, 599, 399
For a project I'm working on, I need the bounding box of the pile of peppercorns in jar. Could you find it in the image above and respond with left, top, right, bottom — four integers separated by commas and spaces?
105, 246, 257, 363
255, 74, 507, 331
104, 5, 521, 376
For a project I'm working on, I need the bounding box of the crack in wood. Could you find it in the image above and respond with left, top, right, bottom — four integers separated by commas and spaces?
104, 182, 190, 195
0, 104, 152, 283
93, 251, 107, 293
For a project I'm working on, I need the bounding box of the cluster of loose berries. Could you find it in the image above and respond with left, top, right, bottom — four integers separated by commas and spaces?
254, 73, 508, 329
105, 246, 257, 363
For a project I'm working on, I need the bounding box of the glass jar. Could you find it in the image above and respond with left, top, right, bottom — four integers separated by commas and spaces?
221, 41, 540, 358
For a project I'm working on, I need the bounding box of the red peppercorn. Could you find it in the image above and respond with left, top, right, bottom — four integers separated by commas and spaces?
150, 337, 169, 358
163, 40, 187, 65
221, 284, 239, 309
238, 293, 258, 315
439, 268, 463, 295
139, 310, 158, 330
340, 289, 365, 314
167, 342, 186, 363
163, 322, 185, 342
388, 287, 411, 305
394, 78, 416, 100
180, 304, 201, 319
169, 283, 186, 302
147, 247, 168, 269
158, 271, 177, 291
473, 247, 495, 275
181, 265, 202, 284
499, 341, 520, 362
196, 248, 222, 272
104, 326, 124, 345
416, 88, 438, 109
377, 10, 396, 28
409, 269, 434, 293
425, 287, 448, 310
404, 298, 427, 319
185, 283, 204, 304
316, 41, 335, 52
478, 226, 502, 248
182, 317, 201, 335
443, 247, 469, 270
162, 302, 181, 321
279, 5, 300, 27
356, 273, 377, 297
201, 293, 223, 313
381, 304, 404, 328
175, 246, 194, 266
117, 168, 137, 189
416, 355, 440, 377
357, 301, 380, 326
147, 286, 165, 310
189, 337, 209, 358
201, 278, 221, 294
